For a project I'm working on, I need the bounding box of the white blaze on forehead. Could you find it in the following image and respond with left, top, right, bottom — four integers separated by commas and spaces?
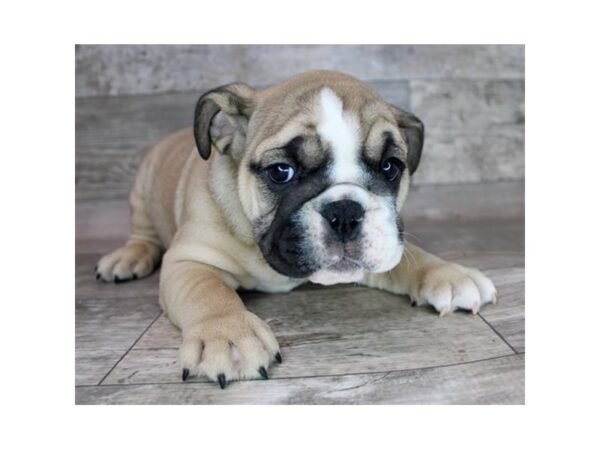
317, 88, 361, 183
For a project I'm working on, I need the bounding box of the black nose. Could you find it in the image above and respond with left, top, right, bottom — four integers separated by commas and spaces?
320, 200, 365, 243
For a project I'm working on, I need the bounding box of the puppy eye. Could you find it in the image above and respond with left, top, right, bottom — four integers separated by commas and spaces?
380, 157, 404, 182
266, 163, 296, 184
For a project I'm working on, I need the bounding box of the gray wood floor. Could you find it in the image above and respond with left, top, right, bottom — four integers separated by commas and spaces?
75, 181, 524, 404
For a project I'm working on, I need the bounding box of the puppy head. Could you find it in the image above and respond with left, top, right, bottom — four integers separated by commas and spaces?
194, 70, 424, 284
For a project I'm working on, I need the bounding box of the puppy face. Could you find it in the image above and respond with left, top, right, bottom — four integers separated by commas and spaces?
194, 71, 424, 285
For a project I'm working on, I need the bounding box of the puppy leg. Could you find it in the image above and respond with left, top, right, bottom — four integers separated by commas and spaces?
362, 242, 496, 315
160, 253, 281, 388
96, 181, 163, 283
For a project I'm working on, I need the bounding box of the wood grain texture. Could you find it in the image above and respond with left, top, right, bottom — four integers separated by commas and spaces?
102, 290, 512, 385
74, 182, 524, 403
76, 354, 524, 404
75, 92, 196, 203
479, 268, 525, 353
75, 85, 524, 202
75, 294, 160, 351
412, 127, 524, 185
76, 251, 162, 385
75, 348, 125, 386
410, 80, 525, 129
76, 45, 524, 97
404, 181, 524, 221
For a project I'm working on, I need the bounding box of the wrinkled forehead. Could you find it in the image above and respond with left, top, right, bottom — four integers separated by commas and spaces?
245, 81, 407, 170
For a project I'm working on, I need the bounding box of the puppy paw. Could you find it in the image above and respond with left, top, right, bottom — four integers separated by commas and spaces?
96, 239, 162, 283
411, 262, 497, 316
180, 310, 281, 388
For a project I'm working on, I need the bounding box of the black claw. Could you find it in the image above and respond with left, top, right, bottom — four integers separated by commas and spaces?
259, 366, 268, 379
132, 273, 138, 280
94, 265, 98, 272
96, 273, 101, 280
275, 352, 282, 363
182, 368, 189, 381
217, 373, 226, 389
114, 275, 122, 284
411, 300, 416, 307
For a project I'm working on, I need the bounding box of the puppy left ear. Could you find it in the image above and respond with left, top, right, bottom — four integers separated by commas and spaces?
390, 106, 425, 175
193, 83, 256, 160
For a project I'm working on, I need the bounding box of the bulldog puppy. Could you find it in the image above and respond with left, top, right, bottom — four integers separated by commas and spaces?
96, 70, 497, 389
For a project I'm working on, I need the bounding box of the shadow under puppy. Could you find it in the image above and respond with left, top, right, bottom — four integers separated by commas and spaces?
96, 70, 497, 389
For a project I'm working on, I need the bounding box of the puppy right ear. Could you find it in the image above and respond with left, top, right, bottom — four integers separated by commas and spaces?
193, 83, 256, 160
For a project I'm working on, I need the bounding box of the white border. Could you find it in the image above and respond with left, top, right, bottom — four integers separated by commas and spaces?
3, 0, 600, 448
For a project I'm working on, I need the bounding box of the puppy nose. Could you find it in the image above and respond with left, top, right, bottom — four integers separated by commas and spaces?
320, 200, 365, 243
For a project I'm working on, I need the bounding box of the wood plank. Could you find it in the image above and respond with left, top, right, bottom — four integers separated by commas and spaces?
405, 217, 524, 258
103, 283, 513, 385
76, 92, 196, 203
76, 87, 524, 202
439, 251, 524, 273
403, 181, 524, 221
76, 293, 160, 351
409, 79, 524, 185
479, 268, 525, 352
75, 304, 161, 387
75, 182, 524, 398
76, 353, 524, 404
412, 127, 524, 185
76, 200, 129, 242
410, 79, 524, 130
75, 348, 125, 386
76, 251, 162, 385
76, 45, 524, 97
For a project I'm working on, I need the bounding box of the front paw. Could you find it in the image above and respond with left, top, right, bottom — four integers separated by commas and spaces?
179, 310, 281, 389
411, 262, 497, 316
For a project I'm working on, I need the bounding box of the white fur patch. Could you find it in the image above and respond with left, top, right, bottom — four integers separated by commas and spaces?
297, 183, 404, 285
317, 88, 361, 183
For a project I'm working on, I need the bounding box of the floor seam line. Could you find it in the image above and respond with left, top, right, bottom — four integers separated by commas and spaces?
96, 311, 163, 386
478, 314, 519, 354
79, 352, 520, 388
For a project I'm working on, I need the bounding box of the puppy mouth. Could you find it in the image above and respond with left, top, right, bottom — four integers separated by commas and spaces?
327, 254, 365, 272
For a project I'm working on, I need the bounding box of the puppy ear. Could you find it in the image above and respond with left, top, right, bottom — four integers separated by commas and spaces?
193, 83, 256, 160
390, 106, 425, 175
